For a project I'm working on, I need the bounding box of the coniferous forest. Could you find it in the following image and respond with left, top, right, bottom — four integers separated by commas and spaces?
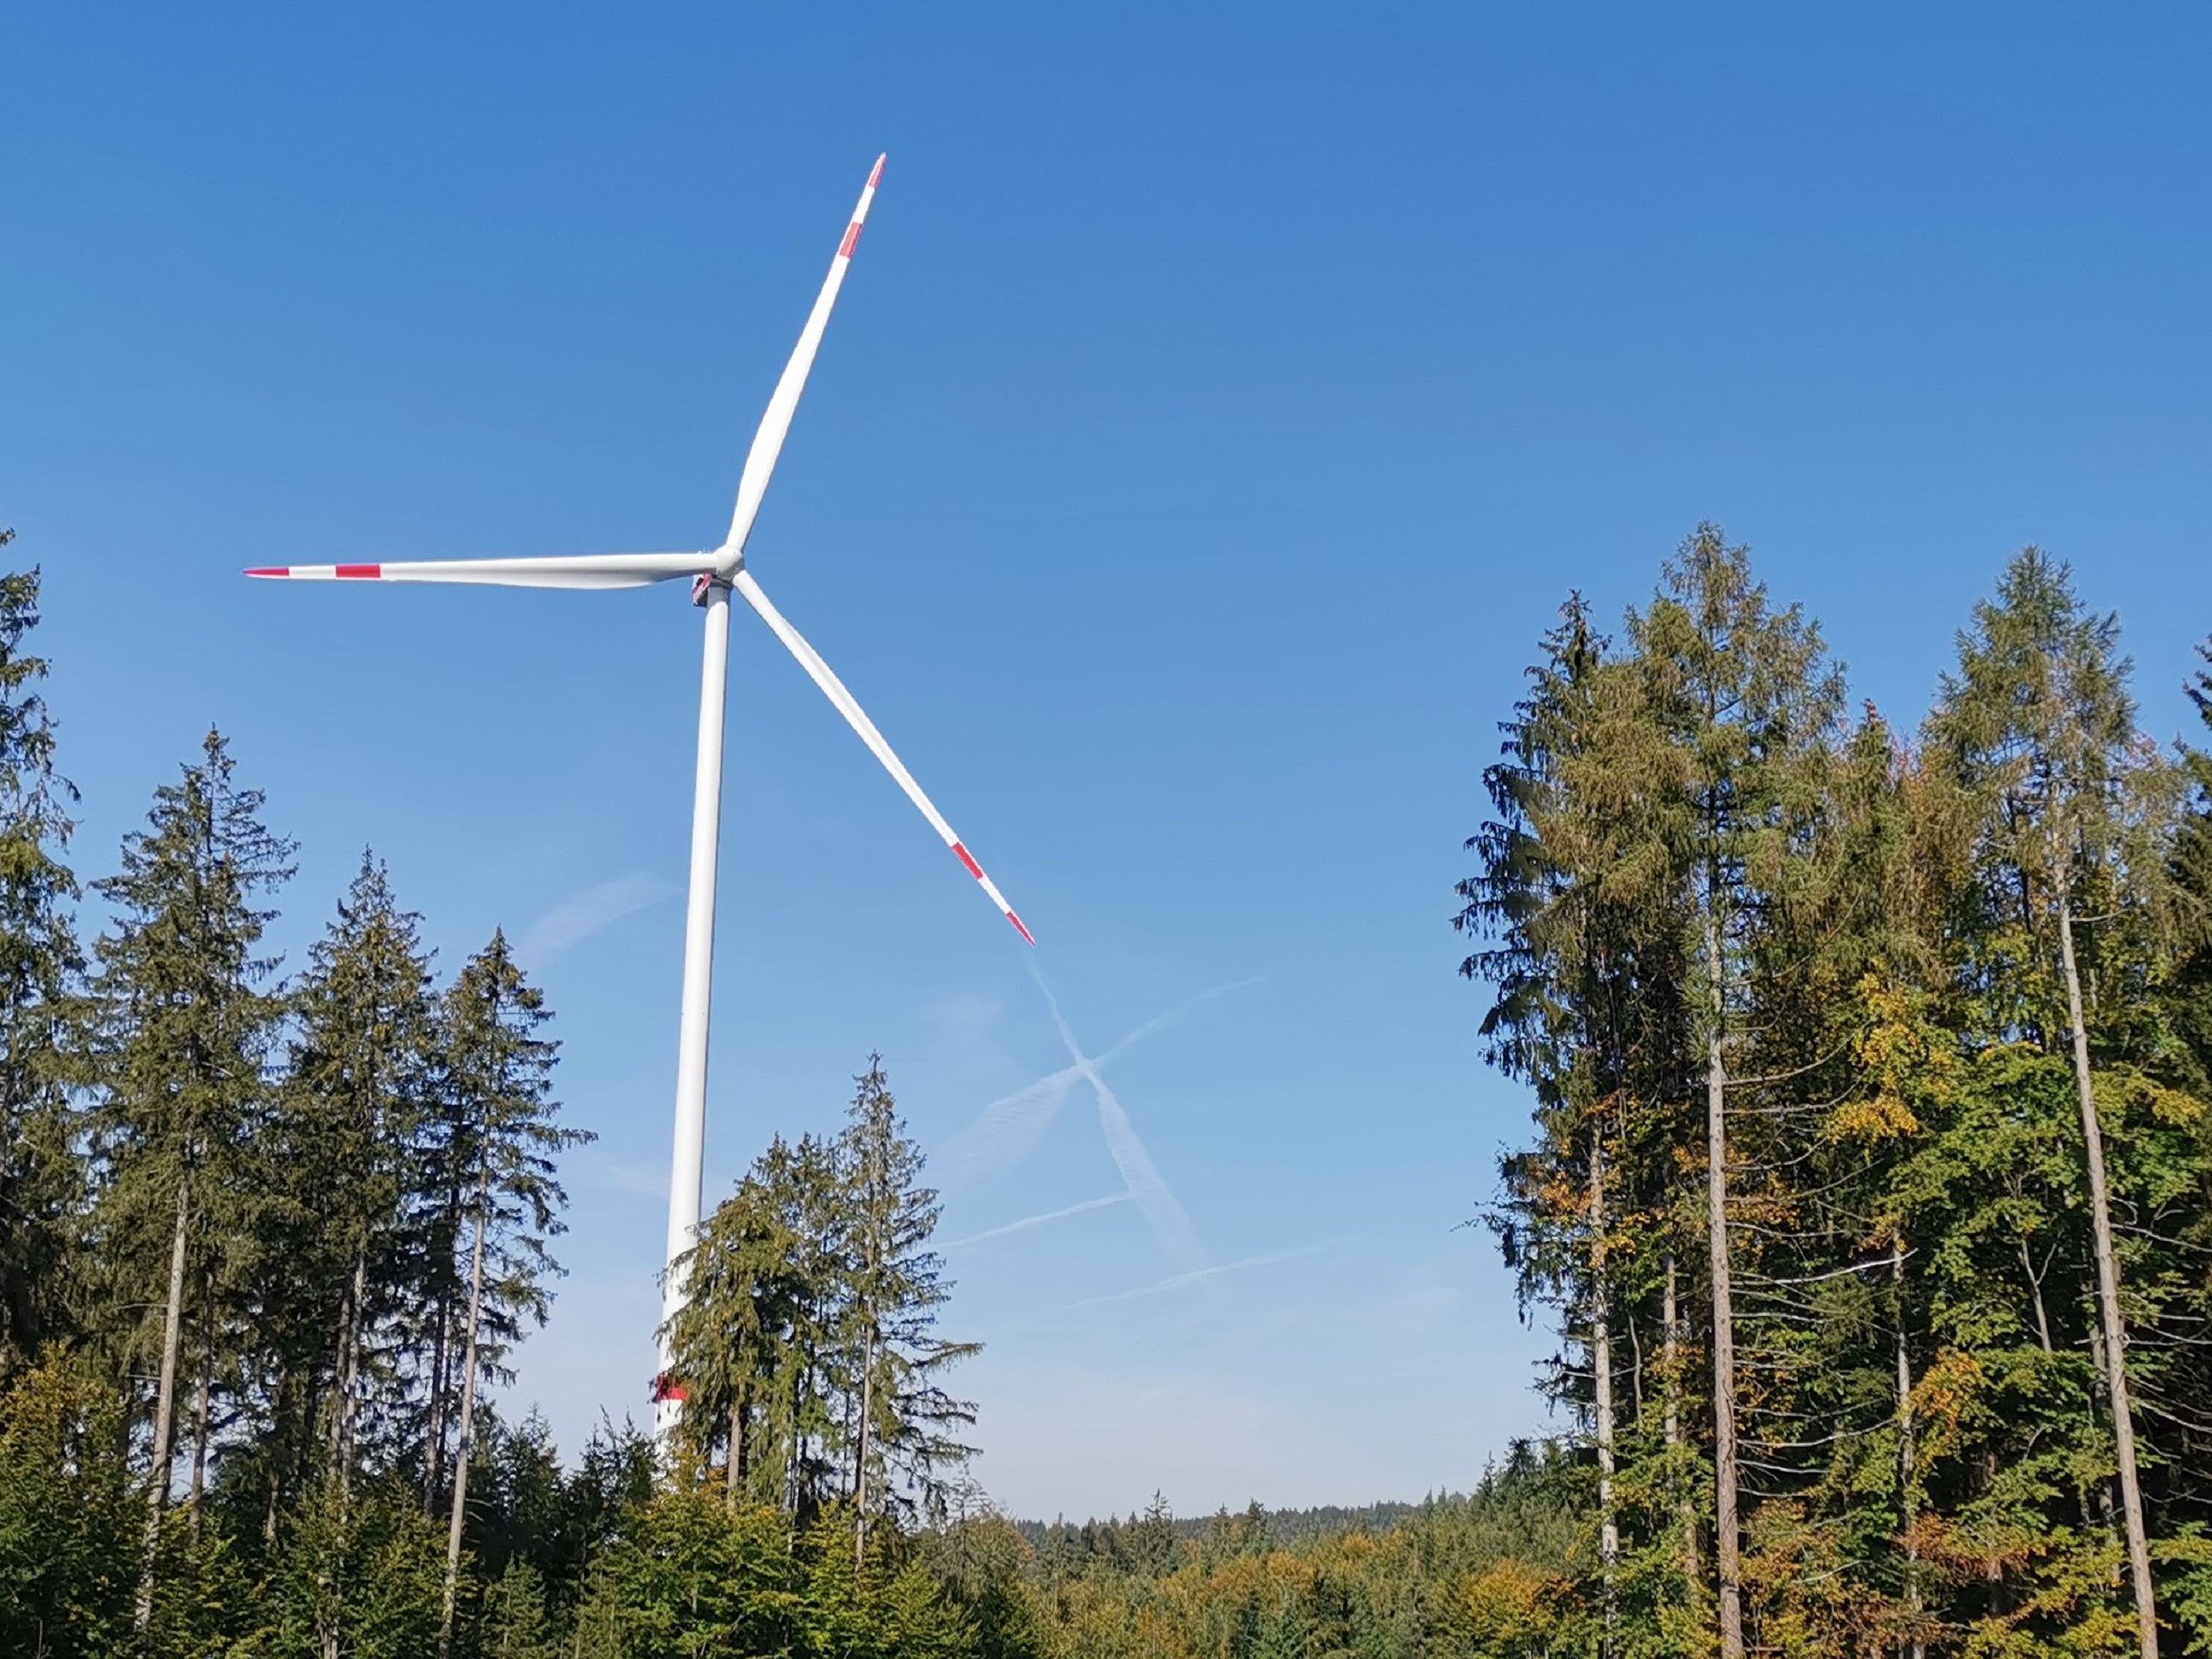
6, 519, 2212, 1656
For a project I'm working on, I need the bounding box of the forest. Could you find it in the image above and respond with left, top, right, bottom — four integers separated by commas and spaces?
1452, 527, 2212, 1657
4, 518, 2212, 1656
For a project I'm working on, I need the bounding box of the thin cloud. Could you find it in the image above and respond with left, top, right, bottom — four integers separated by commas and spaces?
943, 1192, 1133, 1250
518, 873, 675, 967
1065, 1246, 1325, 1310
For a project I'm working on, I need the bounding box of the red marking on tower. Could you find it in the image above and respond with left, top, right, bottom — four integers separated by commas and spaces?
952, 842, 983, 880
839, 222, 862, 258
652, 1374, 688, 1404
335, 564, 382, 580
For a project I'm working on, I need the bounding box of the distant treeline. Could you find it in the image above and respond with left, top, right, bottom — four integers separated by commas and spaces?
1017, 1496, 1441, 1554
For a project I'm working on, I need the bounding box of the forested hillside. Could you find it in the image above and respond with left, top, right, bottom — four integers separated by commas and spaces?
4, 518, 2211, 1656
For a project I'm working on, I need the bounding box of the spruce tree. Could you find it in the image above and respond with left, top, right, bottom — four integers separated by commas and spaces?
278, 854, 436, 1494
1929, 549, 2168, 1656
1622, 525, 1842, 1658
423, 931, 585, 1659
666, 1059, 977, 1534
840, 1057, 978, 1543
0, 543, 84, 1370
82, 728, 294, 1627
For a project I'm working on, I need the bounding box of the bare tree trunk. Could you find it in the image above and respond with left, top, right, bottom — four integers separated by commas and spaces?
2058, 895, 2158, 1659
186, 1339, 213, 1547
1895, 1239, 1923, 1659
423, 1294, 449, 1518
329, 1249, 365, 1499
725, 1392, 745, 1510
2017, 1232, 2057, 1356
320, 1249, 368, 1659
264, 1363, 289, 1547
1592, 1130, 1619, 1651
438, 1173, 491, 1659
854, 1332, 874, 1567
1706, 906, 1745, 1659
1666, 1249, 1698, 1584
136, 1173, 192, 1636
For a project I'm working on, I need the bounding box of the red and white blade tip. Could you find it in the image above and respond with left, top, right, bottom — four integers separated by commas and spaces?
868, 154, 886, 188
950, 840, 1035, 945
245, 564, 382, 579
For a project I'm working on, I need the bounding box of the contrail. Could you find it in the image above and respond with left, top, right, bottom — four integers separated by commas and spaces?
1094, 976, 1264, 1067
1032, 960, 1207, 1271
942, 1192, 1133, 1249
937, 976, 1261, 1185
518, 873, 676, 967
937, 1066, 1082, 1184
1064, 1246, 1323, 1310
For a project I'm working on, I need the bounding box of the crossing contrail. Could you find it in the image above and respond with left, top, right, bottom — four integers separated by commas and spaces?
942, 1192, 1134, 1250
1031, 962, 1208, 1271
1064, 1246, 1323, 1310
938, 976, 1260, 1185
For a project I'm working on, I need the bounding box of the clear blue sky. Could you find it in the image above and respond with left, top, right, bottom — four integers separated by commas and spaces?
9, 3, 2212, 1520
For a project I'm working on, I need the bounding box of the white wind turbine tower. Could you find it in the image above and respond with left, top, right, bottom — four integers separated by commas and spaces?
246, 156, 1034, 1441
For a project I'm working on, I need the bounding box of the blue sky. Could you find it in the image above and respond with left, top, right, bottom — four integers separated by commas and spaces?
8, 3, 2212, 1519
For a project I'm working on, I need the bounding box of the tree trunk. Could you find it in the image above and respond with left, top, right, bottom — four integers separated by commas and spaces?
854, 1334, 874, 1567
2016, 1231, 2056, 1356
423, 1292, 449, 1518
186, 1338, 213, 1546
2058, 894, 2158, 1659
1592, 1129, 1618, 1651
1895, 1239, 1923, 1659
725, 1392, 745, 1510
439, 1173, 492, 1659
1665, 1249, 1697, 1584
329, 1249, 365, 1501
1706, 906, 1745, 1659
136, 1172, 191, 1635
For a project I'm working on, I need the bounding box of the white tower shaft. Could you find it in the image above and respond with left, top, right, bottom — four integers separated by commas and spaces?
656, 580, 732, 1439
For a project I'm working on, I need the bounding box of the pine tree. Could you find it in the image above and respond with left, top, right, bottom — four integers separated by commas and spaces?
0, 543, 84, 1371
82, 728, 294, 1629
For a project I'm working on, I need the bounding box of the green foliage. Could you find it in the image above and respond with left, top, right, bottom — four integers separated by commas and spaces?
0, 1355, 136, 1656
1461, 534, 2212, 1655
665, 1058, 976, 1534
0, 549, 81, 1373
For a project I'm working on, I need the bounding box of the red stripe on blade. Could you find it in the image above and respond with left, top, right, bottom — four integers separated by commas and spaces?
839, 222, 861, 258
1008, 912, 1037, 946
335, 563, 383, 580
868, 155, 885, 188
244, 567, 290, 578
952, 843, 984, 880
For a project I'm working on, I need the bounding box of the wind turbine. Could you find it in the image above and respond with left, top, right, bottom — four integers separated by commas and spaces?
245, 156, 1034, 1440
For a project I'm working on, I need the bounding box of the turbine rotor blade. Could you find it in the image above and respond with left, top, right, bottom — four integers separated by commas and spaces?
731, 568, 1034, 944
243, 553, 715, 590
720, 155, 887, 561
